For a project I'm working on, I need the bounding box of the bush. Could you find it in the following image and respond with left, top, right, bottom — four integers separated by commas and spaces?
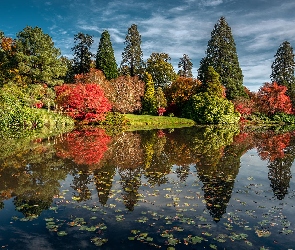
0, 91, 43, 132
55, 83, 112, 122
272, 113, 295, 124
183, 92, 240, 124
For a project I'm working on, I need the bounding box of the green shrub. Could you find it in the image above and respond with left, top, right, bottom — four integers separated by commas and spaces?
183, 92, 240, 124
0, 89, 43, 131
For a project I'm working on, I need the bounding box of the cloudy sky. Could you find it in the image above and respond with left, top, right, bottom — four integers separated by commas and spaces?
1, 0, 295, 91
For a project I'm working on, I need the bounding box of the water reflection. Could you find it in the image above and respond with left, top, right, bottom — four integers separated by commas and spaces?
0, 126, 294, 220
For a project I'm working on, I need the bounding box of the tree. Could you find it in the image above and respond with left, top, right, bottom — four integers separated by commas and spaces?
55, 83, 112, 122
120, 24, 144, 77
164, 76, 201, 115
0, 35, 20, 86
96, 30, 118, 80
72, 32, 93, 75
141, 73, 157, 115
198, 17, 246, 99
201, 66, 225, 98
183, 92, 240, 124
270, 41, 295, 106
146, 52, 177, 89
178, 54, 193, 77
256, 82, 293, 116
110, 76, 145, 113
16, 26, 67, 86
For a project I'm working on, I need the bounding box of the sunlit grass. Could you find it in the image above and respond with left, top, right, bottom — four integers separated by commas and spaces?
124, 114, 195, 130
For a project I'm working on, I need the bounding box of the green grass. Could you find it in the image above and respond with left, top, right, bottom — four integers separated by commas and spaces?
124, 114, 195, 130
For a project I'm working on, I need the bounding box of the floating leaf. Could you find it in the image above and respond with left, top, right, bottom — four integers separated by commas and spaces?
57, 231, 67, 236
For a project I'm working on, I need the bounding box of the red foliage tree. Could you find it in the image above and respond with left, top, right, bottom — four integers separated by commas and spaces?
56, 128, 111, 166
110, 75, 145, 113
55, 83, 112, 122
256, 82, 293, 115
233, 97, 256, 120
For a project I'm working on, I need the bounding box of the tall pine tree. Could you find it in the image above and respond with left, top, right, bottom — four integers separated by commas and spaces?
178, 54, 193, 78
270, 41, 295, 106
72, 32, 93, 75
96, 30, 118, 80
120, 24, 144, 77
198, 17, 245, 100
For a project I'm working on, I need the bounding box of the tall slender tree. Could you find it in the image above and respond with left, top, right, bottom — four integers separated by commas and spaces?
120, 24, 144, 77
270, 41, 295, 106
178, 54, 193, 78
72, 32, 93, 75
198, 17, 245, 100
96, 30, 118, 80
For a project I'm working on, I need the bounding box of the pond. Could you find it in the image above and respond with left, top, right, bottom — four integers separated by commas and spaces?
0, 126, 295, 249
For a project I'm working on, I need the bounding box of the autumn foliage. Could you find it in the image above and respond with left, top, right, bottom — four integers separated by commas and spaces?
55, 83, 112, 122
256, 82, 293, 115
56, 128, 111, 166
110, 75, 145, 113
256, 132, 292, 161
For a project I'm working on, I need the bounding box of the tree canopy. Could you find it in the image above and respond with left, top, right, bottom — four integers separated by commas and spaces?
178, 54, 193, 78
271, 41, 295, 106
15, 26, 66, 86
96, 30, 118, 80
120, 24, 144, 77
72, 32, 93, 75
146, 52, 177, 89
198, 17, 246, 100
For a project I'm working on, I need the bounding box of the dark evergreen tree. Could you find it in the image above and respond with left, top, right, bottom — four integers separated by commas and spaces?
96, 30, 118, 80
72, 32, 93, 75
120, 24, 144, 77
198, 17, 245, 100
178, 54, 193, 77
16, 26, 67, 86
270, 41, 295, 106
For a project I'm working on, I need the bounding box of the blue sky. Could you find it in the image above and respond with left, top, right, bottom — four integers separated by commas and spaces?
1, 0, 295, 91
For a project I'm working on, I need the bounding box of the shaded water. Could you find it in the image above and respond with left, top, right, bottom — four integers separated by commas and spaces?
1, 126, 295, 249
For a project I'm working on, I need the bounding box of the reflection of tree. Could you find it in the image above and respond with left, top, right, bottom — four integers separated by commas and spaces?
175, 165, 190, 183
55, 128, 111, 166
195, 126, 253, 222
108, 132, 144, 169
256, 131, 295, 200
71, 170, 92, 202
119, 168, 141, 211
141, 130, 171, 186
93, 163, 116, 206
268, 158, 292, 200
0, 138, 69, 217
256, 132, 291, 161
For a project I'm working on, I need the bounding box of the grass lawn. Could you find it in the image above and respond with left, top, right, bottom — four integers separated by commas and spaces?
124, 114, 195, 130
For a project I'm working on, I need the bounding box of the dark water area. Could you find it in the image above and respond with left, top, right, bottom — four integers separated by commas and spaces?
1, 126, 295, 249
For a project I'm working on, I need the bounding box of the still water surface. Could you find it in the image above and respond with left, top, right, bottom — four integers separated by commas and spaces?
0, 126, 295, 249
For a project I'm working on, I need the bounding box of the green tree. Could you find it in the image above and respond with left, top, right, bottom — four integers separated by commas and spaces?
72, 32, 93, 75
178, 54, 193, 77
201, 66, 225, 98
155, 87, 167, 108
141, 72, 157, 115
120, 24, 144, 77
16, 26, 66, 86
96, 30, 118, 80
270, 41, 295, 106
198, 17, 245, 99
146, 52, 177, 89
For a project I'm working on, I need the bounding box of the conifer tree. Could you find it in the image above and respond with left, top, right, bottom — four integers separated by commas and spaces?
198, 17, 245, 100
178, 54, 193, 78
96, 30, 118, 80
120, 24, 144, 77
141, 73, 157, 115
72, 32, 93, 75
271, 41, 295, 106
